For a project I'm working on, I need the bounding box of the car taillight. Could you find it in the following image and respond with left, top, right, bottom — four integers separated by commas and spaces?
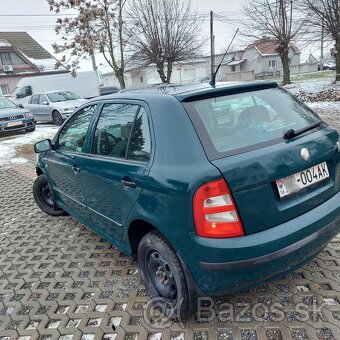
193, 179, 244, 238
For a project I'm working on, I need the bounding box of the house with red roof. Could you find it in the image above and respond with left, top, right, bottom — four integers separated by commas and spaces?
236, 38, 301, 79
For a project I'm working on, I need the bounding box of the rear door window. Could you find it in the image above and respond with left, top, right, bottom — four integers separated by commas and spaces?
184, 88, 322, 159
92, 103, 139, 159
127, 107, 151, 162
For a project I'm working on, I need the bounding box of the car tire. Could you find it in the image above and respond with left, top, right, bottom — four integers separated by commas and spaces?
138, 230, 190, 322
52, 110, 63, 126
26, 125, 36, 132
33, 175, 67, 216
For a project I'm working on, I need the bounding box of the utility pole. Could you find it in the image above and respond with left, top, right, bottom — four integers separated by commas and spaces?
210, 10, 215, 79
320, 25, 324, 71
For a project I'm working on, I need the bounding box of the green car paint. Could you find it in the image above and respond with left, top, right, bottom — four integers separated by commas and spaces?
36, 81, 340, 296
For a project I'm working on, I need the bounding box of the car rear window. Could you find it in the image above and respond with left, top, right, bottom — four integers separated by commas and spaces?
184, 87, 322, 159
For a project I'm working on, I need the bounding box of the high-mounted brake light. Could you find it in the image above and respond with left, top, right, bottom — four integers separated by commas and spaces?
193, 179, 244, 238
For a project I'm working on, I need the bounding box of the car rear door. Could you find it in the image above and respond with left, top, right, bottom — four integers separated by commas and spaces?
46, 104, 97, 219
184, 86, 340, 235
81, 101, 152, 240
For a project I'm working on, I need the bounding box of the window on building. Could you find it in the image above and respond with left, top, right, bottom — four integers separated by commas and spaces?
0, 53, 11, 65
0, 52, 27, 66
269, 60, 277, 68
0, 84, 9, 95
9, 52, 26, 65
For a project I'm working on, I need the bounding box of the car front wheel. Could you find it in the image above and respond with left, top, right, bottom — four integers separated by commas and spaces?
52, 110, 63, 125
138, 230, 190, 322
33, 175, 67, 216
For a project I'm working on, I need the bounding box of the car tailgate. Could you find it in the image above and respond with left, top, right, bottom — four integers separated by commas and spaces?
211, 127, 340, 235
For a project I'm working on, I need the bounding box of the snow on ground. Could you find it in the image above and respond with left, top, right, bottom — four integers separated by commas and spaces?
285, 79, 337, 96
284, 75, 340, 130
0, 124, 58, 166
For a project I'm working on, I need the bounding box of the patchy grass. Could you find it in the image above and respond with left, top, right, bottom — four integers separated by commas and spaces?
291, 70, 335, 82
16, 144, 35, 158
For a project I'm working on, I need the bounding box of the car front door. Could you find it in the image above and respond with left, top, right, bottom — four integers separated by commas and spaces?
45, 104, 97, 219
38, 94, 53, 122
81, 102, 152, 240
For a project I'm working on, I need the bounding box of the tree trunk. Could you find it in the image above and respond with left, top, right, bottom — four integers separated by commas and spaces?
156, 62, 167, 83
166, 60, 172, 84
115, 68, 126, 89
280, 47, 291, 86
336, 38, 340, 82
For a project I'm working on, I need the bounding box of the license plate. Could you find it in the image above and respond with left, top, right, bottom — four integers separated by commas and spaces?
276, 162, 329, 198
7, 121, 22, 127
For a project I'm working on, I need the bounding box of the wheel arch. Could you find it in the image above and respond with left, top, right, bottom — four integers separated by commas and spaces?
128, 219, 155, 261
128, 219, 200, 316
36, 166, 44, 176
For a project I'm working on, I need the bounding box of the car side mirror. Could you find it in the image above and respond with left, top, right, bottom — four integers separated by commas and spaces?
17, 104, 24, 109
42, 101, 49, 105
34, 139, 52, 153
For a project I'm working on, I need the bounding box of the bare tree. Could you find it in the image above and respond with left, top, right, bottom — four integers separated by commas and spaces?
243, 0, 302, 85
47, 0, 130, 89
300, 0, 340, 81
127, 0, 204, 84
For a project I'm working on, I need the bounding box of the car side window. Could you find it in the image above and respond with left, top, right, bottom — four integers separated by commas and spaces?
127, 107, 151, 162
31, 95, 39, 104
92, 103, 139, 158
39, 94, 48, 104
58, 105, 97, 153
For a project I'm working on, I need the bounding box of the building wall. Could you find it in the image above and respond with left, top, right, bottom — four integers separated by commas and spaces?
226, 71, 255, 82
0, 75, 27, 94
290, 63, 318, 75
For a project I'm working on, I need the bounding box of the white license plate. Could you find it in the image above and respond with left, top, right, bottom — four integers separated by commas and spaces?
276, 162, 329, 198
7, 121, 22, 127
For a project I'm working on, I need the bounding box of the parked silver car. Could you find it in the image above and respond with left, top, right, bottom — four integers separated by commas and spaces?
24, 91, 87, 125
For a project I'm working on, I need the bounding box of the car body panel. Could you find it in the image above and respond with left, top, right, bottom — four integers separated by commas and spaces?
35, 81, 340, 296
175, 189, 340, 294
211, 128, 340, 234
45, 151, 88, 218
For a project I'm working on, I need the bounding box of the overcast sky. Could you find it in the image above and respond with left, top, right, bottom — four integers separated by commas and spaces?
0, 0, 321, 73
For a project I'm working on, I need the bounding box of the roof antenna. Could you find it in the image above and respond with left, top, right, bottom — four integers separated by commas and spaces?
209, 28, 239, 87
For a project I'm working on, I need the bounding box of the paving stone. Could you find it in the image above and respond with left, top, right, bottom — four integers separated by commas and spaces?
0, 156, 339, 339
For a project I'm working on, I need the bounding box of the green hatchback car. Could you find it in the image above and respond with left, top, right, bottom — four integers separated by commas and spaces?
33, 81, 340, 320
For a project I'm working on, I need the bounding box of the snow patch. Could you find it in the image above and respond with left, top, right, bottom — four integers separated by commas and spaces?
10, 157, 29, 164
0, 125, 58, 166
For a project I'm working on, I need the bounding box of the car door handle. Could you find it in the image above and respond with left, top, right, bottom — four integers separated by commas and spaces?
72, 165, 80, 173
121, 178, 136, 189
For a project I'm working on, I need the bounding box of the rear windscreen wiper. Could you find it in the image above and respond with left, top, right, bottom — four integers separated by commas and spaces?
283, 121, 322, 140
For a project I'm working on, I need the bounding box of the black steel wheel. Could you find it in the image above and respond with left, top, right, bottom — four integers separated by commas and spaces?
33, 175, 67, 216
138, 230, 190, 322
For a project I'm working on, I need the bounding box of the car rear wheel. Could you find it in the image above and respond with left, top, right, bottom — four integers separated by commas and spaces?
138, 230, 190, 322
52, 110, 63, 125
33, 175, 67, 216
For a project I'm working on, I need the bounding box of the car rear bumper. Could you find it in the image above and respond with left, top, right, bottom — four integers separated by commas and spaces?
0, 118, 35, 133
177, 190, 340, 295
